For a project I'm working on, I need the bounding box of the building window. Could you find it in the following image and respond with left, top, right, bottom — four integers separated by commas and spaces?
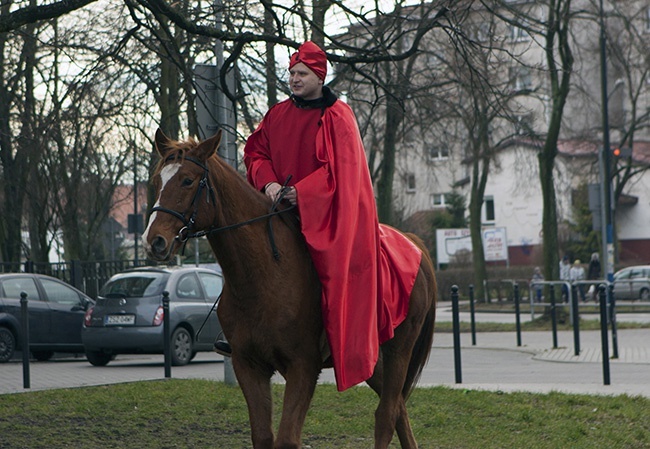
406, 173, 416, 193
509, 24, 530, 42
431, 193, 449, 208
509, 66, 532, 91
646, 7, 650, 32
476, 22, 491, 42
426, 146, 449, 162
483, 196, 495, 223
514, 114, 533, 135
425, 52, 443, 67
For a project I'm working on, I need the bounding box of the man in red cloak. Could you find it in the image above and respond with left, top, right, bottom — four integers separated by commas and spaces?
242, 41, 422, 391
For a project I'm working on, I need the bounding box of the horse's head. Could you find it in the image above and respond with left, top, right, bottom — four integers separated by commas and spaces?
143, 128, 222, 262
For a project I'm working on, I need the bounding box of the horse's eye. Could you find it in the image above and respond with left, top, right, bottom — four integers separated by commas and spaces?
182, 178, 193, 187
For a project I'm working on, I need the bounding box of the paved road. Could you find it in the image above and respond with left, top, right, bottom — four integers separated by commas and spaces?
1, 303, 649, 398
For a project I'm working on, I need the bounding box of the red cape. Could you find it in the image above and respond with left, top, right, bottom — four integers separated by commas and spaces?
244, 98, 422, 390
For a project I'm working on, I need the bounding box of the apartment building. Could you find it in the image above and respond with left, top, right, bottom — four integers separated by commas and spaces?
341, 0, 650, 266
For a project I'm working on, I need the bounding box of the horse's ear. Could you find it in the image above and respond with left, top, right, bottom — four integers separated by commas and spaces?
196, 129, 222, 160
154, 128, 173, 157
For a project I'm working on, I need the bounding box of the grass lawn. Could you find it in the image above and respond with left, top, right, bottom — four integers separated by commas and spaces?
1, 379, 648, 448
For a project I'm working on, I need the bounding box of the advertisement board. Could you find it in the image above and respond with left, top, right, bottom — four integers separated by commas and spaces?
435, 227, 508, 265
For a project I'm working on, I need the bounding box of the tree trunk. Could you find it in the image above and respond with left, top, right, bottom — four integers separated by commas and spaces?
376, 94, 403, 225
539, 0, 573, 285
264, 9, 277, 109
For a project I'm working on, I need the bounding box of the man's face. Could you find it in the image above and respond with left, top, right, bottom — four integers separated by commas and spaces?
289, 62, 323, 100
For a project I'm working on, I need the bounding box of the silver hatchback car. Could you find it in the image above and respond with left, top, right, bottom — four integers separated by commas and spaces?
613, 265, 650, 301
82, 266, 223, 366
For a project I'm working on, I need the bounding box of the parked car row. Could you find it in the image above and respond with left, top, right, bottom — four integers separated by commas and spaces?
2, 264, 648, 365
0, 266, 223, 366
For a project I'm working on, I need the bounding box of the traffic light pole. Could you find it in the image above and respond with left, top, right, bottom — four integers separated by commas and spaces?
599, 0, 614, 283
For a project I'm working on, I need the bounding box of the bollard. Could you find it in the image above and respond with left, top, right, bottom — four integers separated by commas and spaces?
468, 284, 476, 346
450, 285, 462, 384
608, 284, 619, 359
571, 285, 580, 356
549, 285, 558, 349
162, 291, 171, 378
224, 356, 237, 386
20, 292, 30, 389
514, 283, 521, 347
598, 284, 610, 385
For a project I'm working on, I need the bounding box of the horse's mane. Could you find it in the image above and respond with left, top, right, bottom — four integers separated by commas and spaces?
153, 137, 200, 177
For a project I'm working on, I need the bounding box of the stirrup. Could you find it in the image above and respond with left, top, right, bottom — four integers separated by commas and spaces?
213, 340, 232, 357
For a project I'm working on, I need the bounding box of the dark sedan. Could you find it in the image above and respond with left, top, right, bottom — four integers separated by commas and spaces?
0, 273, 94, 362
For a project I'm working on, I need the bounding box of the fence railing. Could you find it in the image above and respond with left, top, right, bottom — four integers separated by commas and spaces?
450, 283, 615, 386
0, 259, 149, 299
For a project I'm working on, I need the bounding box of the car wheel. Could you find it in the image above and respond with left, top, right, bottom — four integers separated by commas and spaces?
32, 350, 54, 362
171, 327, 193, 366
640, 288, 650, 302
0, 327, 16, 363
85, 351, 114, 367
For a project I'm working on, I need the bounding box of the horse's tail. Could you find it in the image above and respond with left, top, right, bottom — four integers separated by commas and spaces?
402, 233, 437, 400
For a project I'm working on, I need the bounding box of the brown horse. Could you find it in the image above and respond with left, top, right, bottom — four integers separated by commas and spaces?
143, 129, 437, 449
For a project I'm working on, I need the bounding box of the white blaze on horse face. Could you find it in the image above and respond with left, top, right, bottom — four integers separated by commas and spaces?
141, 162, 181, 249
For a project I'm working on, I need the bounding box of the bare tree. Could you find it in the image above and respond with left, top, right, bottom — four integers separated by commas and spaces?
0, 0, 468, 266
420, 3, 535, 297
0, 1, 44, 263
334, 2, 450, 225
483, 0, 577, 282
604, 1, 650, 202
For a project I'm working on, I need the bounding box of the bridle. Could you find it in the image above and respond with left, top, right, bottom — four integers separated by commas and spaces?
150, 155, 216, 243
149, 154, 294, 260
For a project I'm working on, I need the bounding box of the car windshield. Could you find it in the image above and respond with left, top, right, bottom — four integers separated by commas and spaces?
100, 273, 168, 298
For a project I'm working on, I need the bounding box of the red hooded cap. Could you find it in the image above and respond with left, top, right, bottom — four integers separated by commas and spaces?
289, 41, 327, 81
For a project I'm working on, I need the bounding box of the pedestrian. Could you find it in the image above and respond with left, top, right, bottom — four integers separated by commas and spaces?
230, 41, 422, 391
559, 255, 571, 302
587, 252, 601, 301
531, 266, 544, 303
570, 259, 586, 302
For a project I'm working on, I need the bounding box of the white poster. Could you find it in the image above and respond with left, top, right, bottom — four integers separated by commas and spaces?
436, 227, 508, 264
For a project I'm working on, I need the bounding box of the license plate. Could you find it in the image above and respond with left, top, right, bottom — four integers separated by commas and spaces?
105, 314, 135, 326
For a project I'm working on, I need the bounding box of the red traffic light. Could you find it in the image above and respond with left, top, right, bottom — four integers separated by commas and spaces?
612, 146, 632, 158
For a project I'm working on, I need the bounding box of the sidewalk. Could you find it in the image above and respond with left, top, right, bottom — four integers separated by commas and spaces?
422, 302, 650, 398
1, 306, 649, 398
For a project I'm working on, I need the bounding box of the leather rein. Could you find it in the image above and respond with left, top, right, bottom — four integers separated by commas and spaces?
149, 155, 294, 260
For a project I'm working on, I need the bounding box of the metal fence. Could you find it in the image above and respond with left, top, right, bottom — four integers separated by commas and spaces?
0, 259, 149, 299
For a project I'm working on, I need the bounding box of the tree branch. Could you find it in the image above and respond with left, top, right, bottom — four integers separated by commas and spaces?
0, 0, 98, 33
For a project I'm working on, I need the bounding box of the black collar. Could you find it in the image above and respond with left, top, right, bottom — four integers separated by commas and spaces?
291, 86, 337, 110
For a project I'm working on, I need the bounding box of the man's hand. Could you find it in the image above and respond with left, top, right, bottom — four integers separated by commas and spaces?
265, 182, 298, 206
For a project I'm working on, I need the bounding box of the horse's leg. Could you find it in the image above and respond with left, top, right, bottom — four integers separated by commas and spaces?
231, 355, 275, 449
369, 279, 430, 449
366, 356, 417, 449
367, 344, 418, 449
274, 359, 320, 449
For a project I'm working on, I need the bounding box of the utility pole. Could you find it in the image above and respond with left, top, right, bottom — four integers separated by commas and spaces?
192, 0, 238, 385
